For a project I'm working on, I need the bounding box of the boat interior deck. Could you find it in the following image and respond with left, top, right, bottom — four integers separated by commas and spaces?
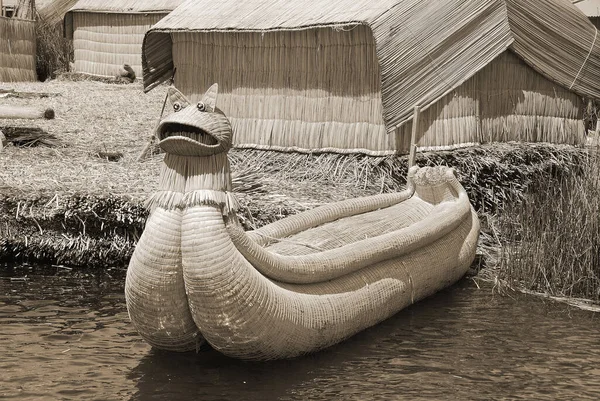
265, 196, 435, 256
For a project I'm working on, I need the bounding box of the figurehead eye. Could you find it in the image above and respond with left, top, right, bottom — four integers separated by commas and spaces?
197, 101, 206, 112
173, 102, 182, 112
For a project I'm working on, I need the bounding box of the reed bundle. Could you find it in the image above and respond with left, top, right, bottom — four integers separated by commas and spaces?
0, 16, 36, 82
35, 18, 72, 81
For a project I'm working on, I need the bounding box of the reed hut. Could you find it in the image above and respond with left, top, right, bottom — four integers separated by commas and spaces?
63, 0, 183, 78
0, 0, 36, 82
141, 0, 600, 156
574, 0, 600, 29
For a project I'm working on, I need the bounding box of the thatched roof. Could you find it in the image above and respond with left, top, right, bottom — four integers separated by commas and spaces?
574, 0, 600, 17
143, 0, 600, 130
38, 0, 80, 25
66, 0, 182, 14
63, 0, 184, 42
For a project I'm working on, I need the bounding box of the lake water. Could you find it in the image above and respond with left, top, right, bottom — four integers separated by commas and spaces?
1, 265, 600, 400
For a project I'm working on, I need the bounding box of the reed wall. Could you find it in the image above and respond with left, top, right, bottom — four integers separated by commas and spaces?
478, 51, 583, 144
71, 12, 166, 78
171, 27, 585, 155
0, 16, 36, 82
172, 27, 396, 156
397, 51, 584, 153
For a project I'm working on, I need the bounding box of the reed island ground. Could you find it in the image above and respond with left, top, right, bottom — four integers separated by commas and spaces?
1, 78, 597, 307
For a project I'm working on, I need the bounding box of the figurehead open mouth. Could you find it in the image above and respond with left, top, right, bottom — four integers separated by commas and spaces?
157, 84, 232, 156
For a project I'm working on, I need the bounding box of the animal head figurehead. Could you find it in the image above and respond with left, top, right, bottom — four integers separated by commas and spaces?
156, 84, 232, 156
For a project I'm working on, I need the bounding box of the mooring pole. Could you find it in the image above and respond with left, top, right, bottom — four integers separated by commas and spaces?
408, 105, 420, 169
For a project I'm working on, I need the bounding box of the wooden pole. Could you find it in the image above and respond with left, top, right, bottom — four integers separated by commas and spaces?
408, 105, 420, 169
0, 105, 55, 119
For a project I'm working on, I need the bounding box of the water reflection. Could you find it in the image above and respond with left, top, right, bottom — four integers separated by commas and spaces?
1, 265, 600, 400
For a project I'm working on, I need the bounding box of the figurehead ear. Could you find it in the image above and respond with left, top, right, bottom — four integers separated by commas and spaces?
200, 83, 218, 112
166, 87, 190, 112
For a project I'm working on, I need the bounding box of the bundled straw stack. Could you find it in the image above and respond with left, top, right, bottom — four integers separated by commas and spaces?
142, 0, 600, 156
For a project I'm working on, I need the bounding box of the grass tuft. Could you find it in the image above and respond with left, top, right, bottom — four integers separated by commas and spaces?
496, 150, 600, 302
35, 20, 72, 81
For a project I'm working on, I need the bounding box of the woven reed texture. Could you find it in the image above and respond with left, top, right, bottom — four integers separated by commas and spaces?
396, 51, 585, 152
180, 172, 479, 360
38, 0, 79, 25
506, 0, 600, 102
129, 157, 479, 358
0, 16, 36, 82
170, 27, 391, 154
68, 12, 167, 77
125, 207, 202, 352
141, 0, 598, 155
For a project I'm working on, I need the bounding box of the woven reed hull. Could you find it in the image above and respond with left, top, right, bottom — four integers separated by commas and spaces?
181, 205, 478, 360
125, 207, 202, 352
126, 165, 479, 360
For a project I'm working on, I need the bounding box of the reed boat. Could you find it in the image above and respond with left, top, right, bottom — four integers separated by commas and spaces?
125, 84, 480, 360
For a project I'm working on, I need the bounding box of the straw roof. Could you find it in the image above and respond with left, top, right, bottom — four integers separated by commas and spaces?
38, 0, 79, 25
66, 0, 183, 13
143, 0, 600, 131
574, 0, 600, 17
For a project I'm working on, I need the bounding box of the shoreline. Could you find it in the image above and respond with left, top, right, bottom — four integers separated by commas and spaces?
0, 79, 596, 307
1, 142, 587, 268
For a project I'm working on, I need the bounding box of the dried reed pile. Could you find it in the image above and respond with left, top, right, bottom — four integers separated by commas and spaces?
0, 16, 36, 82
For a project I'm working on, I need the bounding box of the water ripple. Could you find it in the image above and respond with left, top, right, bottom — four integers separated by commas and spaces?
1, 269, 600, 400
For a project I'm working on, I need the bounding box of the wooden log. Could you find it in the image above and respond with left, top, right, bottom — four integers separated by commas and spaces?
0, 89, 60, 99
0, 105, 55, 120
